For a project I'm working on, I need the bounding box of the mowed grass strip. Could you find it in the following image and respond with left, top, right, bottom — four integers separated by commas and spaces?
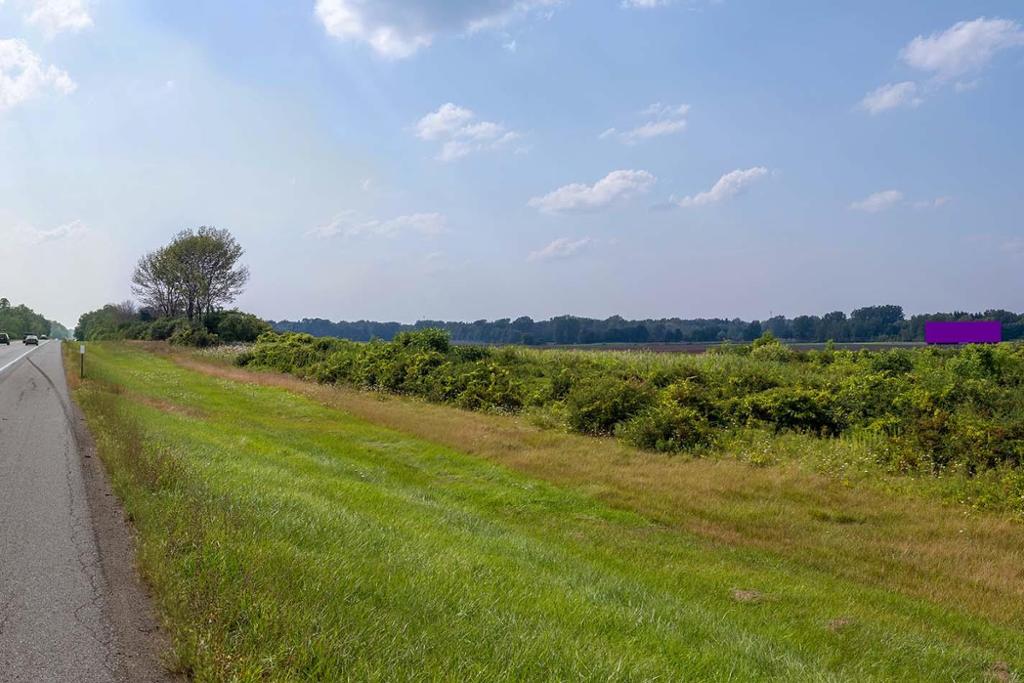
70, 344, 1022, 681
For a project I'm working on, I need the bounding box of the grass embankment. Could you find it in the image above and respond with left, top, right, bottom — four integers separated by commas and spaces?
68, 343, 1023, 681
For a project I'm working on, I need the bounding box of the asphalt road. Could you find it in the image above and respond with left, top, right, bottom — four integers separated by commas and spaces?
0, 341, 172, 682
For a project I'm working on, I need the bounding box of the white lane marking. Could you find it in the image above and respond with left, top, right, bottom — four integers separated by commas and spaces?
0, 340, 49, 376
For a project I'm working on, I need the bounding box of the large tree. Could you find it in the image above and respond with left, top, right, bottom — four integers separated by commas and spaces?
132, 227, 249, 322
131, 248, 182, 318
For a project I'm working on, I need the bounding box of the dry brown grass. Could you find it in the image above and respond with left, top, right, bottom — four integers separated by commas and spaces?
166, 347, 1024, 628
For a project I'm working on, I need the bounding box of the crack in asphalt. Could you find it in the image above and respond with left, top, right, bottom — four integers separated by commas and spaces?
1, 343, 175, 683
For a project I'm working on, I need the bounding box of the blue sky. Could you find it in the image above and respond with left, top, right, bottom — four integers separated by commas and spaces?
1, 0, 1023, 327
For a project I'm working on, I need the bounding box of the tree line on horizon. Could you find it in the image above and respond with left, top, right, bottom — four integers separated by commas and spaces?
0, 297, 70, 339
271, 305, 1024, 346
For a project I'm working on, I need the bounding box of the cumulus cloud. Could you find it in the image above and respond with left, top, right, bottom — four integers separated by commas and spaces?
601, 103, 689, 144
0, 38, 76, 111
861, 17, 1024, 113
528, 236, 591, 262
529, 169, 656, 213
859, 81, 922, 114
849, 190, 904, 213
900, 17, 1024, 79
314, 0, 560, 59
415, 103, 521, 161
25, 0, 93, 36
675, 167, 768, 208
308, 211, 448, 239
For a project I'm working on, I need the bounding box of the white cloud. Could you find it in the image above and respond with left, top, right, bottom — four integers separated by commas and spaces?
602, 103, 690, 144
529, 169, 656, 213
675, 167, 768, 208
622, 0, 670, 7
528, 236, 591, 262
314, 0, 560, 59
859, 81, 922, 114
415, 103, 521, 161
25, 0, 93, 36
0, 38, 76, 111
900, 17, 1024, 79
861, 17, 1024, 114
15, 219, 87, 244
849, 190, 904, 213
309, 211, 448, 239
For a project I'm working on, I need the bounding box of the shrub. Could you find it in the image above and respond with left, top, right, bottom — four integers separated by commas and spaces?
565, 377, 654, 435
662, 378, 722, 423
169, 325, 220, 348
870, 349, 914, 376
616, 402, 715, 453
394, 328, 451, 354
454, 362, 524, 412
149, 318, 185, 341
750, 336, 795, 363
238, 331, 1024, 490
744, 387, 840, 435
215, 311, 273, 343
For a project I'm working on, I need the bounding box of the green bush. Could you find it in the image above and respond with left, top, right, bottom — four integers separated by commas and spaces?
869, 349, 914, 376
239, 331, 1024, 485
148, 318, 185, 341
215, 311, 273, 343
169, 325, 220, 348
565, 377, 654, 435
616, 402, 715, 453
744, 387, 840, 435
454, 362, 524, 412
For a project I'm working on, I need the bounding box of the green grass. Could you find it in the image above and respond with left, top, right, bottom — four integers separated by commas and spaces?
69, 343, 1023, 681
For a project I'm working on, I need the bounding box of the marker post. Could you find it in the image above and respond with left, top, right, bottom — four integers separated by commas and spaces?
80, 343, 85, 379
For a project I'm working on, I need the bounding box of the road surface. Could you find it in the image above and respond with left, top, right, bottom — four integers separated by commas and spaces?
0, 341, 171, 682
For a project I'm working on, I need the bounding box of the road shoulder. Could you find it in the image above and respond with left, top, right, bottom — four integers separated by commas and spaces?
60, 347, 182, 682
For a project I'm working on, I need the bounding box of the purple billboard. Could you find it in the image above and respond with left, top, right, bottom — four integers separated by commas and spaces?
925, 321, 1002, 345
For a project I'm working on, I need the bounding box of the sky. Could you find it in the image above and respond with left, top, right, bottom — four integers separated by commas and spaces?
1, 0, 1023, 328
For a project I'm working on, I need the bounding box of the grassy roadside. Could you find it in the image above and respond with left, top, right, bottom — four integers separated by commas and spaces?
179, 345, 1024, 628
67, 343, 1023, 681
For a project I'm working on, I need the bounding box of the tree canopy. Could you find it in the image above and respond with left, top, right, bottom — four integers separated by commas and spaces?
76, 227, 267, 345
132, 226, 249, 322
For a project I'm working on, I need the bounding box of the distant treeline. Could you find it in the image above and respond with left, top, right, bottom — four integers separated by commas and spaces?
0, 297, 70, 338
272, 305, 1024, 346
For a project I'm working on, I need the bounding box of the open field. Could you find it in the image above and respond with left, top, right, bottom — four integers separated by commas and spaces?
520, 341, 928, 354
67, 342, 1023, 681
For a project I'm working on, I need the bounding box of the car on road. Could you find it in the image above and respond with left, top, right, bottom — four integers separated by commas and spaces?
23, 335, 38, 346
0, 332, 9, 345
40, 334, 48, 340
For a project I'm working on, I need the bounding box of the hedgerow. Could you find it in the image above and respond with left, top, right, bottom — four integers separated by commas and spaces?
239, 330, 1024, 476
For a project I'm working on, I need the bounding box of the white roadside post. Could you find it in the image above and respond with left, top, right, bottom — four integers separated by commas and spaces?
80, 343, 85, 379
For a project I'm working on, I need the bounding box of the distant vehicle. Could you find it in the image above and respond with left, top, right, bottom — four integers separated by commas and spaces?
23, 335, 38, 346
0, 332, 9, 345
40, 334, 48, 340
